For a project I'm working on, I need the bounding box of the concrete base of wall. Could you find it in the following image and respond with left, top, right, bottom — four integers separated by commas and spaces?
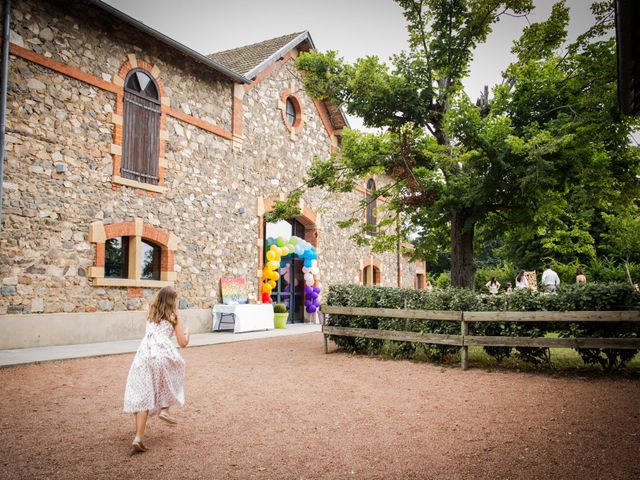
0, 309, 213, 350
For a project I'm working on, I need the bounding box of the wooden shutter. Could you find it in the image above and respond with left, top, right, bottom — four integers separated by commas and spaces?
122, 71, 161, 185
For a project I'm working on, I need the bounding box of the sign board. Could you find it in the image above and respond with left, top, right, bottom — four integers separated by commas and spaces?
220, 277, 248, 305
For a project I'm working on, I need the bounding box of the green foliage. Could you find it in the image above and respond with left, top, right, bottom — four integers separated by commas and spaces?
273, 303, 287, 313
292, 1, 640, 289
326, 283, 640, 369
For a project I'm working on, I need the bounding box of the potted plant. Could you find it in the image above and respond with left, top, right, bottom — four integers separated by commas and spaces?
273, 303, 288, 329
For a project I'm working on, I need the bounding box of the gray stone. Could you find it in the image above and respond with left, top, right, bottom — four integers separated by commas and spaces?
63, 302, 75, 313
39, 27, 54, 41
2, 276, 18, 286
26, 78, 45, 91
2, 286, 17, 296
98, 300, 113, 311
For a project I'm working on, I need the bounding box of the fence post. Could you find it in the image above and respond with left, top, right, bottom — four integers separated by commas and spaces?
324, 332, 328, 354
460, 314, 468, 370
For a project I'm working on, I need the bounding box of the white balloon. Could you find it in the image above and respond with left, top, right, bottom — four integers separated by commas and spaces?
311, 266, 319, 275
304, 273, 313, 282
305, 278, 314, 286
311, 260, 318, 267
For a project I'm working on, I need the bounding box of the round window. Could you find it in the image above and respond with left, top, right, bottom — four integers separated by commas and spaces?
285, 98, 296, 126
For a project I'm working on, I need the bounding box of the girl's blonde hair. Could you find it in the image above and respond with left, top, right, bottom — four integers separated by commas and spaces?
148, 286, 178, 325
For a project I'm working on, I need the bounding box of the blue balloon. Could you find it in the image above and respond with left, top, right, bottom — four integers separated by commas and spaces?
304, 259, 312, 268
280, 261, 286, 268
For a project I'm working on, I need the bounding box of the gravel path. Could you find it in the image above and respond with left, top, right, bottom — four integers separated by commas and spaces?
1, 332, 639, 479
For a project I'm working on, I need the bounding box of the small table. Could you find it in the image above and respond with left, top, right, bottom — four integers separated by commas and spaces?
212, 304, 275, 333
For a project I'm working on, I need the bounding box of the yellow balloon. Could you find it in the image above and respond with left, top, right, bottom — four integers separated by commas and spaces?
266, 250, 276, 262
268, 280, 276, 289
267, 261, 279, 270
272, 246, 282, 257
271, 271, 280, 281
262, 283, 272, 294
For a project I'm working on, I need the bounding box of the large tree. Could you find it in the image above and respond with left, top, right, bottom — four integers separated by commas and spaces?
270, 1, 639, 288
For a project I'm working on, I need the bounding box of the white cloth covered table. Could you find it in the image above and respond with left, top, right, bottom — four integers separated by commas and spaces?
212, 304, 275, 333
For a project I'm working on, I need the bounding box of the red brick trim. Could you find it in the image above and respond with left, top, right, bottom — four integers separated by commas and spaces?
279, 90, 304, 136
312, 98, 335, 139
9, 43, 120, 93
164, 106, 233, 140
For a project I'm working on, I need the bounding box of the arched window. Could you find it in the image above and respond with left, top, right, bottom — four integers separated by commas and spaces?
285, 98, 296, 126
366, 178, 377, 235
122, 69, 161, 185
363, 265, 381, 286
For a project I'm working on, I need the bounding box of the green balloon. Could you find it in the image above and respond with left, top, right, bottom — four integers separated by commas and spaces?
276, 236, 286, 247
289, 236, 299, 245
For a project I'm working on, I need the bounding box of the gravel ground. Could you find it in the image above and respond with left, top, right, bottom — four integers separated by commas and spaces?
0, 332, 639, 480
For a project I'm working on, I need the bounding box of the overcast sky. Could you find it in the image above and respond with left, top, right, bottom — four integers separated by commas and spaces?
104, 0, 598, 130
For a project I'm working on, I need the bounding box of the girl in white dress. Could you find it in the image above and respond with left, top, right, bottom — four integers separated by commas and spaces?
124, 286, 190, 453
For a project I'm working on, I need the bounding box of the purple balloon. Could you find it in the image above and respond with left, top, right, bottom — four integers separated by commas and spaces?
306, 305, 317, 313
304, 299, 312, 307
307, 292, 317, 300
312, 299, 321, 307
304, 285, 314, 295
313, 286, 321, 293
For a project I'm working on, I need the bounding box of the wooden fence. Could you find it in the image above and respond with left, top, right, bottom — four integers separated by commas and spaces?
320, 305, 640, 370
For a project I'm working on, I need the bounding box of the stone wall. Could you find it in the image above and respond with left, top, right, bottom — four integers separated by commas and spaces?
0, 0, 426, 324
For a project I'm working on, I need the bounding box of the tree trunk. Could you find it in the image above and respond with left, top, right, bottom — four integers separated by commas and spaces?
624, 258, 633, 286
450, 209, 476, 289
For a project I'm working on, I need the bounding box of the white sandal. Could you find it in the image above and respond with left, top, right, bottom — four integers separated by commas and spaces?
159, 411, 177, 425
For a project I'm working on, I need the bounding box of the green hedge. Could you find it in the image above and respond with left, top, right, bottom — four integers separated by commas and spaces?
325, 284, 640, 369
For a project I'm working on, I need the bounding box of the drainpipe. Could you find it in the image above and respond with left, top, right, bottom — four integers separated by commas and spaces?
0, 0, 11, 233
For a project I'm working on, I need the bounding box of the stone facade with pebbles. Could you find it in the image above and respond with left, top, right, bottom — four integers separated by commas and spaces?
0, 0, 426, 346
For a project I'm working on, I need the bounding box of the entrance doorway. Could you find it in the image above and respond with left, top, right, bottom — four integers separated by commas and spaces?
264, 219, 306, 323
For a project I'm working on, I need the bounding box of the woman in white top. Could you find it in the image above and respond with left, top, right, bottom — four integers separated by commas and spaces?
515, 270, 529, 290
486, 276, 500, 295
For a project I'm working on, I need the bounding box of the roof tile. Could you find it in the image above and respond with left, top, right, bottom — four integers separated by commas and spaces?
207, 32, 305, 77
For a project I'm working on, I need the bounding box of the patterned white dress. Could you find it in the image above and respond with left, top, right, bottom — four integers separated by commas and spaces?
123, 319, 185, 416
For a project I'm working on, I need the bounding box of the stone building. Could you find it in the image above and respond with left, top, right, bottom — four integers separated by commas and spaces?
0, 0, 426, 348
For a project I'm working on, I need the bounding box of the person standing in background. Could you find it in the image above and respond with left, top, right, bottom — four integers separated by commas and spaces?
541, 263, 561, 292
576, 267, 587, 285
515, 270, 529, 290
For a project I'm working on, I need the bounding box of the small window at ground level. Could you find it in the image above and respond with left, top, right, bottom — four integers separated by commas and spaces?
105, 237, 130, 279
140, 239, 161, 280
286, 98, 296, 126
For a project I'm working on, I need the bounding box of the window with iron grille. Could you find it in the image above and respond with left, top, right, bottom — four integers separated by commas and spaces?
122, 69, 161, 185
366, 178, 377, 235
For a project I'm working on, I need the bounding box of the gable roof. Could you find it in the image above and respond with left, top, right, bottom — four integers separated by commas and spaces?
209, 31, 349, 131
208, 32, 312, 80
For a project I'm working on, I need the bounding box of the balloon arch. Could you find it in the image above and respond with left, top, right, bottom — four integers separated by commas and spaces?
261, 235, 321, 313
